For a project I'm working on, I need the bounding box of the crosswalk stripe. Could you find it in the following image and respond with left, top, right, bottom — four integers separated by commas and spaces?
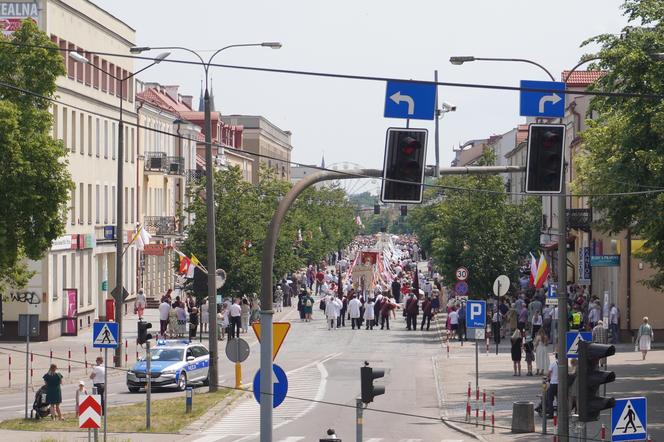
277, 438, 305, 442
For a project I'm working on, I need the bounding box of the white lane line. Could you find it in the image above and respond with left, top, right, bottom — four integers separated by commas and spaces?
277, 438, 305, 442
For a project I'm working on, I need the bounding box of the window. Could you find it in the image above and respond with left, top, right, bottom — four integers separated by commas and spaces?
95, 118, 100, 157
87, 184, 92, 224
71, 110, 76, 153
104, 185, 108, 223
59, 39, 68, 77
62, 255, 67, 289
84, 51, 91, 86
79, 183, 84, 224
62, 107, 68, 146
93, 56, 100, 89
70, 188, 75, 225
79, 113, 84, 155
104, 120, 108, 159
95, 184, 100, 224
101, 60, 108, 92
124, 125, 129, 162
111, 185, 116, 223
121, 69, 128, 99
51, 256, 58, 300
70, 254, 76, 292
130, 188, 134, 223
124, 187, 128, 223
130, 128, 135, 163
87, 116, 92, 156
79, 254, 84, 307
87, 253, 92, 305
116, 66, 122, 98
67, 43, 75, 79
108, 63, 115, 95
112, 122, 116, 160
52, 104, 58, 138
75, 47, 83, 83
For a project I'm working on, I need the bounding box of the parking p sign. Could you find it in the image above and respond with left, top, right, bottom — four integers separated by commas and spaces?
466, 300, 486, 329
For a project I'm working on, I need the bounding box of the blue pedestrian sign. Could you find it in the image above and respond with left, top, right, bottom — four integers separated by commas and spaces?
519, 80, 566, 118
92, 322, 119, 349
253, 363, 288, 408
566, 331, 592, 359
384, 80, 436, 121
466, 300, 486, 329
612, 397, 647, 441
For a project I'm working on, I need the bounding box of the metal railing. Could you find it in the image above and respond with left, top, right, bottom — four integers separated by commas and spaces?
185, 169, 205, 185
167, 156, 185, 175
567, 208, 592, 232
144, 152, 168, 173
144, 215, 177, 236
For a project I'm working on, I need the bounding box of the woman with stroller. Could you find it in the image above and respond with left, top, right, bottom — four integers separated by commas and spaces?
43, 364, 63, 420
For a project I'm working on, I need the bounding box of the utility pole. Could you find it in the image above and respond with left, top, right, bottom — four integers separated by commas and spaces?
434, 70, 440, 178
558, 172, 569, 442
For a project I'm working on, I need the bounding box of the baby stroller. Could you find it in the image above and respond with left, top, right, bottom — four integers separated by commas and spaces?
32, 385, 50, 419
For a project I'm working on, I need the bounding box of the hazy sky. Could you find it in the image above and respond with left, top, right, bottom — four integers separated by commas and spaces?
95, 0, 627, 173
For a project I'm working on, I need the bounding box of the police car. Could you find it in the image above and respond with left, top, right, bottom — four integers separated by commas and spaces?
126, 340, 209, 392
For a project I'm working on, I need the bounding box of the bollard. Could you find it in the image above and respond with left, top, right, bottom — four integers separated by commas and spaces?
475, 385, 480, 427
491, 391, 495, 433
68, 348, 71, 377
49, 349, 53, 364
511, 401, 535, 433
124, 339, 128, 367
185, 387, 193, 413
553, 413, 558, 442
482, 389, 487, 429
600, 423, 606, 442
30, 352, 33, 385
485, 337, 489, 354
84, 345, 88, 369
8, 354, 11, 388
466, 382, 471, 421
447, 341, 450, 358
541, 381, 547, 435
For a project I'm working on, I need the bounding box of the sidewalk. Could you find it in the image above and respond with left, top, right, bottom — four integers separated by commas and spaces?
433, 316, 664, 441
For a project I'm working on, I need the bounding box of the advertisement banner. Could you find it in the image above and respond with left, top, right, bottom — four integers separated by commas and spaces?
0, 2, 38, 37
62, 288, 78, 336
579, 247, 591, 284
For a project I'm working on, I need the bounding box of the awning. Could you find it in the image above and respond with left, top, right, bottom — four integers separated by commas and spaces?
542, 234, 577, 251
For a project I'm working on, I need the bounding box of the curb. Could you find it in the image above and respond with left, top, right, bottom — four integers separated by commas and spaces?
432, 314, 489, 442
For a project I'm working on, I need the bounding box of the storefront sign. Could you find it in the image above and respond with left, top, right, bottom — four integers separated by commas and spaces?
590, 254, 620, 267
77, 234, 96, 249
579, 247, 591, 284
143, 243, 164, 256
0, 2, 38, 37
51, 235, 73, 251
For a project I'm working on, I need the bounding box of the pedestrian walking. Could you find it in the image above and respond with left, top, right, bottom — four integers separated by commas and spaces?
511, 330, 523, 376
229, 298, 242, 339
517, 304, 528, 332
189, 307, 199, 339
201, 299, 209, 335
274, 286, 284, 312
420, 296, 433, 331
636, 316, 654, 360
534, 328, 550, 376
303, 292, 314, 322
380, 297, 397, 330
364, 298, 375, 330
405, 293, 419, 331
43, 364, 63, 420
158, 298, 171, 337
524, 335, 535, 376
545, 353, 559, 418
90, 356, 105, 412
348, 295, 362, 329
609, 303, 620, 343
532, 311, 543, 337
448, 307, 459, 341
135, 288, 146, 320
241, 298, 250, 333
175, 303, 188, 338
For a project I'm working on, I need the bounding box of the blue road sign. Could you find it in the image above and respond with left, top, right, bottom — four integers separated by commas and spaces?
612, 397, 647, 441
466, 300, 486, 329
566, 331, 592, 359
519, 80, 566, 118
92, 322, 119, 349
384, 80, 436, 121
547, 284, 558, 298
454, 281, 469, 297
253, 363, 288, 408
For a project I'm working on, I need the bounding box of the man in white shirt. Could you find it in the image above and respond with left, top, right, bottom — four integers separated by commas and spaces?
229, 298, 242, 339
609, 304, 619, 343
90, 356, 106, 411
448, 308, 459, 341
545, 354, 559, 418
348, 296, 362, 330
158, 300, 171, 337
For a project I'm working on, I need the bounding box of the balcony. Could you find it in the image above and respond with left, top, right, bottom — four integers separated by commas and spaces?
144, 152, 168, 174
167, 156, 185, 175
144, 216, 177, 236
185, 169, 205, 185
567, 208, 592, 232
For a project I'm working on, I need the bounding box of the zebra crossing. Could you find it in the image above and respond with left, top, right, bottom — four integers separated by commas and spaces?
191, 353, 338, 442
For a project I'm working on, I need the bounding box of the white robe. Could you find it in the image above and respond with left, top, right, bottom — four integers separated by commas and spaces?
363, 302, 375, 321
348, 298, 362, 319
325, 297, 342, 319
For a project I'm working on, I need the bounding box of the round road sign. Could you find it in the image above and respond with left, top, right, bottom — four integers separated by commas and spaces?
455, 267, 469, 281
225, 337, 250, 363
454, 280, 469, 296
493, 275, 510, 297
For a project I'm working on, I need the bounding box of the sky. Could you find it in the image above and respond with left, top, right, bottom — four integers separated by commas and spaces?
95, 0, 628, 180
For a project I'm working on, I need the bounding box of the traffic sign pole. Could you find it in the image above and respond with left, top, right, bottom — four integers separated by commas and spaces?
103, 348, 107, 442
146, 340, 151, 430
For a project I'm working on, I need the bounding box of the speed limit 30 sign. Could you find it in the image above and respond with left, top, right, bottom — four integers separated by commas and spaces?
455, 267, 469, 281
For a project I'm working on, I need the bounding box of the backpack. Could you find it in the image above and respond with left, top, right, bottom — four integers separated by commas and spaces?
305, 298, 313, 307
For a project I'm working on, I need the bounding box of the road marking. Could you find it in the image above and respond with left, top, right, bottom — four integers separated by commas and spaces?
277, 438, 305, 442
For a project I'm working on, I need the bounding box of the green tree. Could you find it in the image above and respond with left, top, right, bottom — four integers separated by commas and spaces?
0, 21, 71, 291
575, 0, 664, 288
408, 150, 541, 296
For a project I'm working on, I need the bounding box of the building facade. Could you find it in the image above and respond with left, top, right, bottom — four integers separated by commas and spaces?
2, 0, 138, 340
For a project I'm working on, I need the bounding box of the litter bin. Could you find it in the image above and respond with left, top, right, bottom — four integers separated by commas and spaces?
511, 401, 535, 433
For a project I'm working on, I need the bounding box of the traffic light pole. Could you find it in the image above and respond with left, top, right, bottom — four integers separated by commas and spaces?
558, 178, 569, 442
260, 165, 525, 441
146, 340, 151, 430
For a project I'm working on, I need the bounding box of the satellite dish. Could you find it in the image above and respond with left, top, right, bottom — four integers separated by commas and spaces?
215, 269, 227, 289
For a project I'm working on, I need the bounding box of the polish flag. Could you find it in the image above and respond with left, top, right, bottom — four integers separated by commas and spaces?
529, 252, 538, 287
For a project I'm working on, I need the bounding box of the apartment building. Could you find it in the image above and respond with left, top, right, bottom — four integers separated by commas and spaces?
2, 0, 137, 340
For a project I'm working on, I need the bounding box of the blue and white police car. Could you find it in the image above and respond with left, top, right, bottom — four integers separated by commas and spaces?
126, 340, 209, 392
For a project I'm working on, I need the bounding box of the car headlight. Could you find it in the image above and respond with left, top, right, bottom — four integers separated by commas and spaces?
127, 370, 135, 375
161, 370, 176, 375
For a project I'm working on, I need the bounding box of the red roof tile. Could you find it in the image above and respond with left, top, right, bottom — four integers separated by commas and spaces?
561, 70, 607, 88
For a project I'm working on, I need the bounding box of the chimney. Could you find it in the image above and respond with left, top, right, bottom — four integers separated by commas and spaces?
163, 85, 179, 101
180, 94, 193, 110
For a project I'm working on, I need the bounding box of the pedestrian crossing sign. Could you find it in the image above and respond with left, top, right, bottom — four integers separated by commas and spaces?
612, 397, 647, 441
93, 321, 119, 348
566, 331, 592, 359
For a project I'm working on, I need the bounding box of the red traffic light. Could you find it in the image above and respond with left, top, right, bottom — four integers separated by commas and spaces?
400, 137, 422, 155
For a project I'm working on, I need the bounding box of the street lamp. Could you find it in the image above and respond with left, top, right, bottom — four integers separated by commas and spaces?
130, 43, 281, 398
449, 55, 556, 81
68, 50, 169, 368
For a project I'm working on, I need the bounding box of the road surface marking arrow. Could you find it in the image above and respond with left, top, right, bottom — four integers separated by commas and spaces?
390, 91, 415, 115
538, 93, 562, 113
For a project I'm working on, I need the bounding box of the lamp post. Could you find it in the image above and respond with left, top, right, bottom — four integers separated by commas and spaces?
130, 42, 281, 392
69, 51, 169, 368
450, 54, 569, 440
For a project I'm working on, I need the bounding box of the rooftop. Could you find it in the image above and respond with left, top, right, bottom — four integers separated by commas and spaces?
561, 70, 607, 88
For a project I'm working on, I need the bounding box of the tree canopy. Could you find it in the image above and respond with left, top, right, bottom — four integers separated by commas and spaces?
408, 150, 541, 296
182, 166, 358, 297
575, 0, 664, 288
0, 21, 71, 291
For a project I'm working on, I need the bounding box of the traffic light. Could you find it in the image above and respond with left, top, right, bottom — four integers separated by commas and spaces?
525, 123, 565, 193
137, 320, 152, 345
577, 341, 616, 422
381, 128, 428, 203
361, 362, 385, 404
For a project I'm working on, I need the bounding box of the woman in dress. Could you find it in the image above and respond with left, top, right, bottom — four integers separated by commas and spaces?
201, 299, 209, 335
241, 298, 251, 333
168, 302, 178, 338
524, 335, 535, 376
43, 364, 63, 420
135, 289, 146, 320
534, 328, 550, 376
637, 316, 654, 360
175, 303, 188, 337
510, 329, 523, 376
